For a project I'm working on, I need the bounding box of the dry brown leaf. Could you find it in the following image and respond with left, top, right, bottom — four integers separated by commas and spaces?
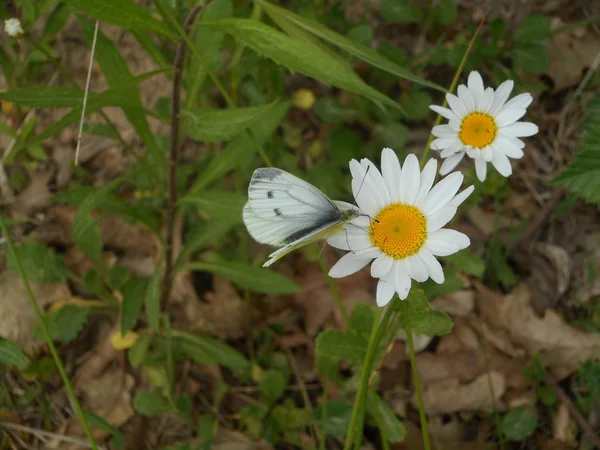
466, 207, 519, 238
413, 371, 505, 415
10, 168, 53, 219
398, 421, 490, 450
212, 428, 273, 450
527, 243, 572, 314
0, 271, 70, 353
477, 282, 600, 379
431, 290, 475, 317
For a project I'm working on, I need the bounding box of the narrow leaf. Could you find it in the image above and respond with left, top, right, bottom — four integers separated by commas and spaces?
184, 260, 300, 294
175, 330, 250, 370
0, 87, 84, 107
145, 261, 162, 331
133, 391, 171, 417
0, 338, 29, 368
121, 277, 147, 334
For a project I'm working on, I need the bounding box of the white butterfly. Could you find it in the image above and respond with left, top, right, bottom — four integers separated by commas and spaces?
243, 168, 361, 267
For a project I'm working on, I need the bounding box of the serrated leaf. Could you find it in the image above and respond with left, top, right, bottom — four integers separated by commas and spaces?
379, 0, 423, 24
184, 101, 282, 143
184, 260, 300, 294
37, 305, 90, 343
349, 303, 375, 338
423, 268, 464, 298
198, 19, 402, 111
366, 391, 406, 443
554, 96, 600, 206
121, 277, 147, 334
0, 338, 29, 368
6, 241, 67, 282
259, 369, 287, 405
128, 334, 152, 368
258, 0, 442, 91
133, 390, 171, 417
180, 190, 246, 223
514, 14, 551, 42
407, 310, 454, 336
315, 399, 353, 437
62, 0, 174, 37
315, 329, 367, 377
175, 330, 250, 370
500, 405, 538, 441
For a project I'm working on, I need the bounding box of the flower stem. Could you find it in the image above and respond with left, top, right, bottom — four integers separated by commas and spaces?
420, 17, 486, 168
406, 328, 431, 450
0, 217, 99, 450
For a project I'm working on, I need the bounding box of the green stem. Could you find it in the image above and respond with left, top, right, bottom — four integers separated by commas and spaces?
406, 327, 431, 450
344, 306, 393, 450
0, 217, 99, 450
420, 18, 486, 168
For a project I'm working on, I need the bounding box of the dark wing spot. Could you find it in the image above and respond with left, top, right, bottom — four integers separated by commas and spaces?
274, 208, 282, 216
267, 190, 274, 199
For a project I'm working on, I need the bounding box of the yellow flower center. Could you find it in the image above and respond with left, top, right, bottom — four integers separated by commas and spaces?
370, 203, 427, 259
459, 112, 497, 148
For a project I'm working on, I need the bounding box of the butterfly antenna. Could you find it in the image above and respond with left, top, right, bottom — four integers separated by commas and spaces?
351, 164, 380, 224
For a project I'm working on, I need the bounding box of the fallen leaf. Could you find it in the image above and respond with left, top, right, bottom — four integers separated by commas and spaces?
413, 371, 505, 415
526, 243, 572, 314
10, 168, 53, 219
476, 282, 600, 379
431, 290, 475, 317
0, 271, 70, 353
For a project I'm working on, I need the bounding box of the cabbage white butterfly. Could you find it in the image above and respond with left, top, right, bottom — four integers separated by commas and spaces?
243, 168, 361, 267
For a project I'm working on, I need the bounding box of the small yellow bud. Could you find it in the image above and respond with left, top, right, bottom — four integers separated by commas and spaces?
110, 330, 140, 350
293, 89, 316, 110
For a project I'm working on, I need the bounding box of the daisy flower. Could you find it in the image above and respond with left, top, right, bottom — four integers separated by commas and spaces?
429, 71, 538, 182
327, 148, 474, 307
4, 18, 23, 38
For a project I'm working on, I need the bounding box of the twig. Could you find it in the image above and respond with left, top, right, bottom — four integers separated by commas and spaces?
0, 422, 105, 449
544, 373, 600, 449
161, 3, 206, 312
75, 20, 99, 166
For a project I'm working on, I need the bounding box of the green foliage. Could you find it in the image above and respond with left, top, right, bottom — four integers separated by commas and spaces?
574, 359, 600, 412
128, 334, 152, 368
35, 305, 90, 343
394, 289, 453, 336
184, 261, 300, 294
6, 241, 67, 282
174, 330, 250, 371
145, 263, 162, 332
180, 191, 246, 223
513, 15, 552, 42
0, 338, 29, 368
133, 390, 172, 417
315, 399, 353, 437
554, 96, 600, 206
446, 249, 486, 277
500, 405, 538, 441
120, 277, 147, 334
259, 369, 288, 405
366, 391, 406, 443
379, 0, 423, 25
84, 411, 125, 450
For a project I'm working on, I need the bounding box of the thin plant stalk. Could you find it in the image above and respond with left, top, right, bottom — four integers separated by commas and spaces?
406, 327, 431, 450
420, 17, 486, 167
0, 217, 99, 450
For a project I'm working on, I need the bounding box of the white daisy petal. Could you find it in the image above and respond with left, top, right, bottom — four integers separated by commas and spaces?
440, 152, 465, 175
362, 158, 391, 204
431, 124, 457, 137
327, 230, 371, 251
381, 148, 402, 201
467, 71, 485, 105
494, 135, 524, 159
440, 144, 463, 158
426, 229, 470, 255
419, 172, 463, 215
407, 255, 429, 282
419, 249, 445, 283
424, 239, 459, 257
350, 160, 381, 215
501, 93, 533, 111
496, 107, 527, 126
449, 185, 474, 208
376, 279, 396, 307
457, 85, 475, 110
371, 254, 394, 279
431, 137, 460, 150
490, 80, 514, 114
430, 105, 460, 122
475, 158, 487, 181
501, 122, 538, 137
481, 87, 495, 112
446, 93, 468, 117
393, 261, 412, 300
427, 205, 458, 232
415, 159, 438, 204
328, 254, 372, 278
481, 146, 493, 162
491, 150, 512, 177
399, 154, 420, 204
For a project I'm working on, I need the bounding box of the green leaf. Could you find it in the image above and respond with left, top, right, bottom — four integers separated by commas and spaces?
259, 369, 287, 405
315, 329, 366, 377
433, 0, 457, 26
379, 0, 423, 24
366, 391, 406, 443
407, 310, 454, 336
179, 219, 237, 262
346, 24, 373, 46
62, 0, 174, 37
133, 391, 171, 417
513, 44, 548, 73
188, 100, 292, 194
145, 261, 162, 331
537, 385, 558, 406
38, 305, 90, 343
514, 14, 551, 42
121, 277, 147, 334
258, 0, 442, 91
349, 303, 376, 338
0, 87, 85, 107
373, 122, 410, 150
423, 269, 464, 298
42, 3, 71, 42
84, 411, 124, 449
185, 261, 300, 294
128, 334, 152, 368
6, 241, 67, 282
500, 405, 538, 441
445, 249, 485, 277
198, 19, 402, 111
0, 338, 29, 368
175, 330, 250, 371
315, 399, 353, 437
180, 191, 246, 223
79, 18, 163, 165
329, 127, 362, 164
314, 98, 359, 124
400, 89, 433, 122
554, 96, 600, 206
184, 100, 282, 143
